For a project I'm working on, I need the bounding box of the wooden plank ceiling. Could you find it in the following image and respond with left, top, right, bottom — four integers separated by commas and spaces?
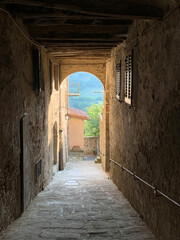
1, 0, 169, 59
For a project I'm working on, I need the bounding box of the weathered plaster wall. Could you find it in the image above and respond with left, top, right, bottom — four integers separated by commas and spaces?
108, 6, 180, 240
0, 12, 59, 231
84, 137, 97, 155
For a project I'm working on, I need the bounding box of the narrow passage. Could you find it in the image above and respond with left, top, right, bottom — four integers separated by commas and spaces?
1, 160, 155, 240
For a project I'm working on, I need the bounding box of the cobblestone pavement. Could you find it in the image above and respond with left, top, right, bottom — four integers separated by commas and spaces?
1, 160, 155, 240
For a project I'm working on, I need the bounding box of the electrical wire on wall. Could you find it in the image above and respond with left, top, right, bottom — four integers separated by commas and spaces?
0, 7, 46, 51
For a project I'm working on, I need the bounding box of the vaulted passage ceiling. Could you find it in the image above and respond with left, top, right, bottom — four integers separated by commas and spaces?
0, 0, 175, 59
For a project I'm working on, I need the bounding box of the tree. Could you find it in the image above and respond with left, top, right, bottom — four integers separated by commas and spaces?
84, 103, 103, 137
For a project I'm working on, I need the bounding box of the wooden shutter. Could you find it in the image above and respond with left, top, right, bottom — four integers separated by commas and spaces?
116, 62, 121, 100
128, 54, 132, 100
54, 64, 59, 91
32, 48, 42, 92
49, 60, 52, 94
125, 51, 133, 105
125, 56, 129, 99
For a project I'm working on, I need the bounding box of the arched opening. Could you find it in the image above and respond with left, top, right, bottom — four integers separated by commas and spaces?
59, 63, 106, 87
59, 71, 104, 165
69, 72, 104, 111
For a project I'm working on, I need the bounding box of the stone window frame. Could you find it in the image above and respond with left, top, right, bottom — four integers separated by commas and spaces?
124, 50, 133, 105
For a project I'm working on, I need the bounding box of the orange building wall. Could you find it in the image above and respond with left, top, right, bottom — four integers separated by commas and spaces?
68, 117, 84, 150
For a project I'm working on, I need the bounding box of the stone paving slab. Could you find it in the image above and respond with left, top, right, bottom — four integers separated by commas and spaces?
0, 160, 156, 240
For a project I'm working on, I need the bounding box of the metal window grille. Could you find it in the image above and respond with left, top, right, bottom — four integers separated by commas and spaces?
116, 62, 121, 100
32, 48, 42, 92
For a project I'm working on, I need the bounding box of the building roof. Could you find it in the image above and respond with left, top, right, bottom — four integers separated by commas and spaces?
68, 107, 90, 120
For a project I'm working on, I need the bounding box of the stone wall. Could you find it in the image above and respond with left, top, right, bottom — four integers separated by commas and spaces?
0, 12, 59, 231
84, 137, 98, 155
107, 6, 180, 240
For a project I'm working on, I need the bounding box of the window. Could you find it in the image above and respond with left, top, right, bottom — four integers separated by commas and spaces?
116, 62, 121, 100
54, 64, 59, 91
125, 51, 133, 105
32, 48, 42, 92
53, 122, 58, 165
49, 60, 52, 94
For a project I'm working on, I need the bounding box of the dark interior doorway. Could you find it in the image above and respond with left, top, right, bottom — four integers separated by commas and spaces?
20, 113, 31, 213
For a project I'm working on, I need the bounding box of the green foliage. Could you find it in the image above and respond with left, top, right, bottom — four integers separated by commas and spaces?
84, 103, 103, 137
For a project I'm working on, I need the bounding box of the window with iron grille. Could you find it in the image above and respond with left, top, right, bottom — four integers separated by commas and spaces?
32, 48, 42, 92
49, 60, 52, 94
116, 62, 121, 100
125, 51, 133, 105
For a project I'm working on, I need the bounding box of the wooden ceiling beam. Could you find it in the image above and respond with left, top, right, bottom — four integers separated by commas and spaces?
41, 42, 121, 47
51, 49, 111, 54
24, 19, 133, 26
51, 54, 111, 58
2, 1, 164, 19
36, 37, 125, 42
31, 33, 127, 41
48, 47, 112, 51
52, 54, 110, 58
29, 25, 128, 34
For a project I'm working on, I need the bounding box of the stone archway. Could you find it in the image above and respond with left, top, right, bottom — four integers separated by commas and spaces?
59, 59, 106, 87
59, 67, 109, 172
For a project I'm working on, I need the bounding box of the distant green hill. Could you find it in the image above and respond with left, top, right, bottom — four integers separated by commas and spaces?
69, 72, 104, 111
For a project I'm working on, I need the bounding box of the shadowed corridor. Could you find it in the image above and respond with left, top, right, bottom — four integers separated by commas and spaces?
0, 1, 179, 239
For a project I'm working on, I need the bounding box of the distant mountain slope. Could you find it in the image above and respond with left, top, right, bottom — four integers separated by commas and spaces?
69, 72, 104, 111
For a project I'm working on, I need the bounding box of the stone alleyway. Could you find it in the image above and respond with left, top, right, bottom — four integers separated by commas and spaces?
0, 160, 155, 240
